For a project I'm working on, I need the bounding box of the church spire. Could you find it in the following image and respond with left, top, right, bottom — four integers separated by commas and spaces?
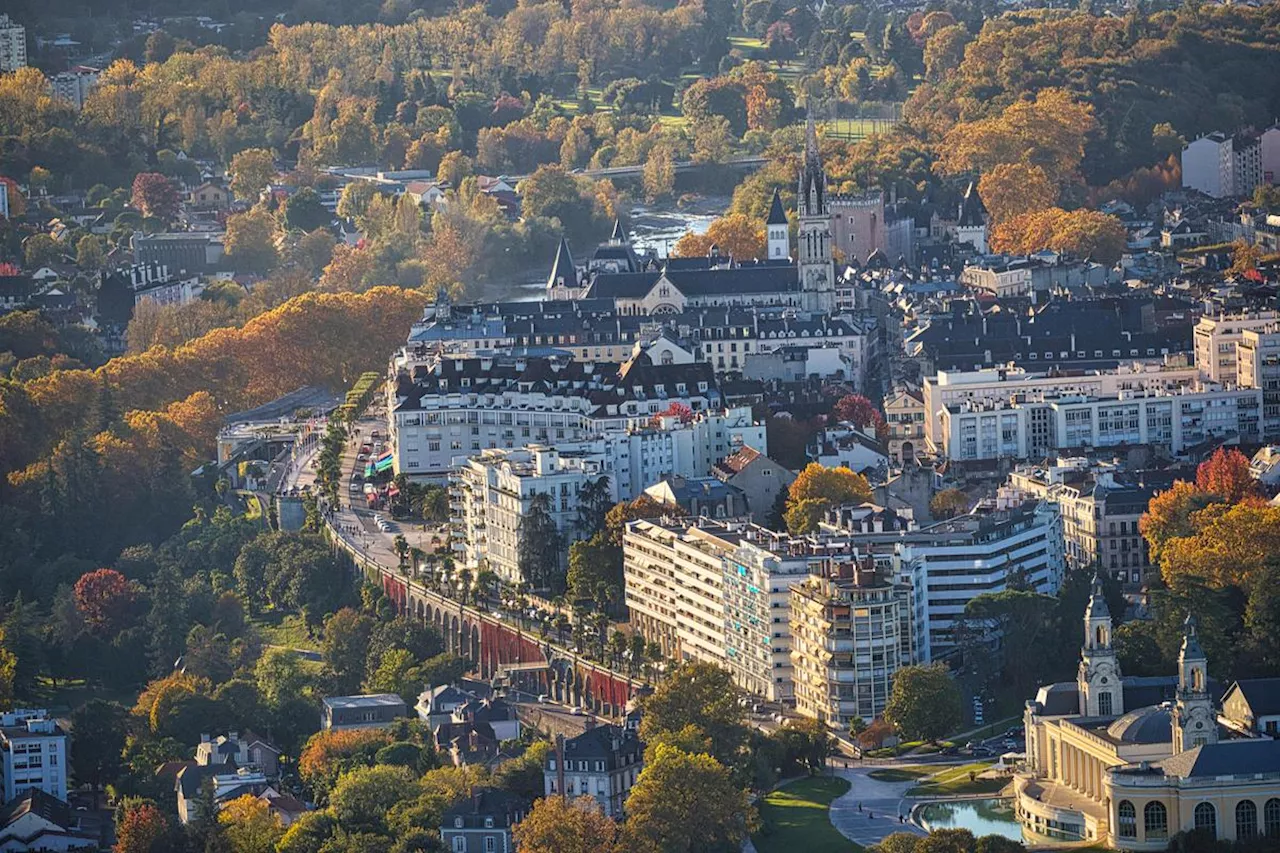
1078, 573, 1122, 717
799, 111, 827, 218
547, 237, 578, 293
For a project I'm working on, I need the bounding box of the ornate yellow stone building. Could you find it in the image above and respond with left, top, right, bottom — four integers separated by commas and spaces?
1018, 578, 1280, 849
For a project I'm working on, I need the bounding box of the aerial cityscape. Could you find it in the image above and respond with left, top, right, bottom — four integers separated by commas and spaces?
1, 0, 1280, 850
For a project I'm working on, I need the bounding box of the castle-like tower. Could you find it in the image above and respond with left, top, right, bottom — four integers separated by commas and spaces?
797, 115, 835, 314
1077, 574, 1123, 717
1172, 614, 1217, 753
766, 189, 789, 261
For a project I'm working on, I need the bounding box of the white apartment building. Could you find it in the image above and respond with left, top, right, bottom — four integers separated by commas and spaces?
938, 385, 1262, 461
623, 519, 834, 702
1194, 311, 1280, 385
388, 353, 725, 481
0, 16, 26, 72
0, 710, 67, 802
1238, 325, 1280, 439
451, 445, 615, 585
922, 362, 1203, 451
48, 66, 99, 109
1181, 132, 1263, 198
893, 501, 1064, 662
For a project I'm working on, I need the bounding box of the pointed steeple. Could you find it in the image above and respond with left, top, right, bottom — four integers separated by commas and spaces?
799, 110, 827, 217
610, 218, 627, 244
767, 189, 788, 226
547, 237, 578, 292
959, 180, 987, 227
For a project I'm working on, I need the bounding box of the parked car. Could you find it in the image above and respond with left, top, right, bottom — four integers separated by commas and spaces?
570, 707, 584, 716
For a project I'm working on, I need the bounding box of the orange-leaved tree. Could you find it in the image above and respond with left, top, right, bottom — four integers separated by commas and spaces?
785, 463, 872, 534
1195, 447, 1256, 503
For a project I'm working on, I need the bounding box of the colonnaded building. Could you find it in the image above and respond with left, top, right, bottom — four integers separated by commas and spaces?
1018, 578, 1280, 849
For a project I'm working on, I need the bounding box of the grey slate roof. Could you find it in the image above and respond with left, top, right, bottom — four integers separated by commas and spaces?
767, 189, 788, 226
1145, 739, 1280, 778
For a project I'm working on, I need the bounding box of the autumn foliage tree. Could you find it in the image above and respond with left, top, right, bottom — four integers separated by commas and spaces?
114, 799, 172, 853
990, 208, 1127, 264
832, 394, 888, 441
1195, 447, 1256, 503
73, 568, 138, 636
130, 172, 181, 221
784, 463, 873, 534
672, 214, 766, 260
512, 795, 629, 853
977, 163, 1057, 225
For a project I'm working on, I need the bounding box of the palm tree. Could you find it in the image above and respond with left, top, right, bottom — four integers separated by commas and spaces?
457, 568, 473, 604
392, 534, 409, 569
408, 547, 426, 578
476, 569, 499, 604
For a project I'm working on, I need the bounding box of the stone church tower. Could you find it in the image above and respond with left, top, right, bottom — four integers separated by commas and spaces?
797, 115, 835, 314
1078, 574, 1123, 717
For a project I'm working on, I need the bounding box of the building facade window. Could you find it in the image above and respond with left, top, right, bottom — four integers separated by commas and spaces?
1238, 800, 1258, 840
1118, 801, 1137, 838
1145, 801, 1169, 839
1264, 799, 1280, 836
1195, 802, 1217, 837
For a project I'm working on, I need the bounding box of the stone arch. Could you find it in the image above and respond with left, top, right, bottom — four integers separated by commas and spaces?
415, 598, 425, 621
450, 615, 460, 655
460, 619, 473, 659
901, 440, 915, 463
470, 624, 480, 664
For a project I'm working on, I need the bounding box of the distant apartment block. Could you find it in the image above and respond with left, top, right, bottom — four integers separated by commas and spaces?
1193, 310, 1280, 386
623, 519, 838, 702
0, 710, 67, 802
1182, 132, 1264, 198
922, 362, 1203, 452
48, 66, 99, 109
0, 16, 26, 72
893, 501, 1064, 661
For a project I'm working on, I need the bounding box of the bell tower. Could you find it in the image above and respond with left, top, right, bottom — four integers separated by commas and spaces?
1172, 614, 1217, 753
797, 114, 835, 314
1078, 574, 1123, 717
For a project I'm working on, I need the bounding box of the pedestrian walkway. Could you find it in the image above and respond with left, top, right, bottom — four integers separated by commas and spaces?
828, 767, 927, 847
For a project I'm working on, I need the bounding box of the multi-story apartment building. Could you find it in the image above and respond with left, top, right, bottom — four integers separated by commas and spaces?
938, 385, 1262, 461
1194, 311, 1280, 386
1182, 132, 1264, 198
0, 710, 67, 802
893, 501, 1064, 661
883, 387, 926, 464
545, 725, 644, 818
388, 353, 729, 481
451, 445, 614, 585
922, 362, 1202, 451
1004, 462, 1164, 587
0, 16, 26, 72
48, 66, 99, 109
1236, 325, 1280, 439
790, 560, 914, 728
623, 519, 837, 702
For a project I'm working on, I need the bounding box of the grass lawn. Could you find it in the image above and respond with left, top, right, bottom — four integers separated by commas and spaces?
253, 612, 320, 654
30, 678, 138, 715
867, 766, 933, 782
908, 762, 1008, 797
754, 776, 860, 853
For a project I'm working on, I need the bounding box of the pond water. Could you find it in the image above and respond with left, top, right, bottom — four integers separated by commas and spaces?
917, 798, 1024, 841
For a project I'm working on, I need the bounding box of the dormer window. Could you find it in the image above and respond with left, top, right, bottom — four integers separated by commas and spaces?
454, 817, 464, 828
484, 817, 494, 828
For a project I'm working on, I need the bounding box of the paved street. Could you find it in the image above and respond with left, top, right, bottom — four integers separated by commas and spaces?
829, 766, 927, 846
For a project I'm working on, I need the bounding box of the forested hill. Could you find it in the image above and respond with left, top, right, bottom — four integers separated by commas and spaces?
907, 5, 1280, 185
